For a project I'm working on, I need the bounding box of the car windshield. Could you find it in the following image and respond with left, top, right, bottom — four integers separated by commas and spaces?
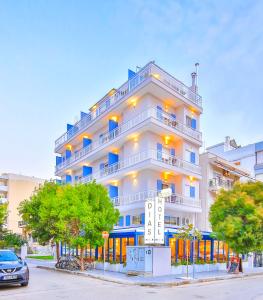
0, 251, 18, 262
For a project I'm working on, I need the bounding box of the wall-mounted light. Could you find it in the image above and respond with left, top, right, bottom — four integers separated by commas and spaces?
152, 73, 160, 79
131, 99, 137, 108
111, 180, 118, 186
164, 172, 170, 181
164, 136, 170, 145
189, 176, 194, 182
111, 116, 118, 122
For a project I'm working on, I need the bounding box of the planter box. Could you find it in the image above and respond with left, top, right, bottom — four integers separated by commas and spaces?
95, 262, 126, 273
172, 263, 227, 275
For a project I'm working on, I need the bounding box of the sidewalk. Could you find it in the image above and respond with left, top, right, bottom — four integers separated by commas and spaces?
31, 259, 263, 287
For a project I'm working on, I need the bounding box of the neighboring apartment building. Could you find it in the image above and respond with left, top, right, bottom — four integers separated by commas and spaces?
207, 137, 263, 182
0, 173, 45, 235
55, 61, 234, 263
199, 152, 250, 232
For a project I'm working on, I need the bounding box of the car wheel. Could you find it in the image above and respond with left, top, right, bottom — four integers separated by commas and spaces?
21, 281, 29, 287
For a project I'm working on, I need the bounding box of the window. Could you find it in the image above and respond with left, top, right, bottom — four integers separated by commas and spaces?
185, 184, 195, 198
256, 151, 263, 164
182, 217, 190, 226
132, 215, 141, 225
186, 116, 197, 129
164, 216, 180, 226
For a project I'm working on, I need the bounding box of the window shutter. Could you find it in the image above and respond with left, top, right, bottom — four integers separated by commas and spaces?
126, 215, 131, 226
108, 153, 119, 165
157, 179, 162, 191
109, 185, 118, 198
157, 106, 163, 120
109, 119, 118, 132
171, 113, 176, 120
83, 137, 92, 148
65, 149, 71, 159
157, 143, 162, 160
170, 183, 175, 194
141, 213, 145, 225
191, 118, 197, 129
190, 186, 195, 198
119, 216, 124, 227
83, 166, 92, 177
190, 152, 196, 164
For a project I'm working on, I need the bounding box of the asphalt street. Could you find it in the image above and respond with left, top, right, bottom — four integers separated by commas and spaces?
0, 264, 262, 300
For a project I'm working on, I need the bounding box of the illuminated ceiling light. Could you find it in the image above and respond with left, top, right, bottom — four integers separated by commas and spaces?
132, 134, 139, 142
164, 172, 170, 180
92, 105, 97, 110
111, 116, 118, 122
189, 176, 194, 182
164, 136, 170, 145
66, 144, 72, 150
130, 97, 137, 108
152, 73, 160, 79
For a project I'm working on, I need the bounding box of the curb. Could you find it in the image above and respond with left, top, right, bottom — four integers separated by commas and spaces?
36, 266, 263, 287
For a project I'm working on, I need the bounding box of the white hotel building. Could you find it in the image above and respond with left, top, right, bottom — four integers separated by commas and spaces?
55, 62, 233, 263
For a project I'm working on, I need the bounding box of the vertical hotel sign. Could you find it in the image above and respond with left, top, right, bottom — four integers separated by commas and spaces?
145, 193, 166, 244
145, 199, 155, 244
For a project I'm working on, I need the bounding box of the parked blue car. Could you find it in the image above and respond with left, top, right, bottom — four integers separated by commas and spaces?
0, 250, 29, 286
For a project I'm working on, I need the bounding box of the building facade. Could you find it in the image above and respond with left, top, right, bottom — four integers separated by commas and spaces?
55, 62, 234, 263
199, 152, 250, 232
0, 173, 45, 235
207, 137, 263, 182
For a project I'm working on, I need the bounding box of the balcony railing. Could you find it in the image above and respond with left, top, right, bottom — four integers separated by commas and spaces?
55, 107, 202, 173
55, 62, 202, 150
0, 185, 8, 192
77, 149, 201, 184
209, 178, 233, 191
111, 190, 201, 208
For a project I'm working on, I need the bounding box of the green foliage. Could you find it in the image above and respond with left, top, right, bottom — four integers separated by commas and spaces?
0, 203, 7, 231
27, 255, 54, 260
57, 181, 119, 270
210, 181, 263, 254
19, 181, 65, 245
176, 224, 202, 242
0, 232, 27, 249
19, 180, 119, 270
175, 224, 202, 277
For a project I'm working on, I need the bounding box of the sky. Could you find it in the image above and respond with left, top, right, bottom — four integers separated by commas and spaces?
0, 0, 263, 179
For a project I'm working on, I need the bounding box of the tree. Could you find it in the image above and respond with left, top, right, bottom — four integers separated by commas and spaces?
19, 181, 66, 260
0, 203, 7, 232
1, 232, 27, 250
176, 224, 202, 278
209, 181, 263, 255
58, 181, 119, 271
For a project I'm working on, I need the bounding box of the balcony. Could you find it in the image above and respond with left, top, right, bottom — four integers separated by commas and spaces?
77, 149, 201, 184
55, 107, 202, 175
0, 185, 8, 192
209, 178, 233, 192
55, 62, 202, 151
111, 190, 201, 212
